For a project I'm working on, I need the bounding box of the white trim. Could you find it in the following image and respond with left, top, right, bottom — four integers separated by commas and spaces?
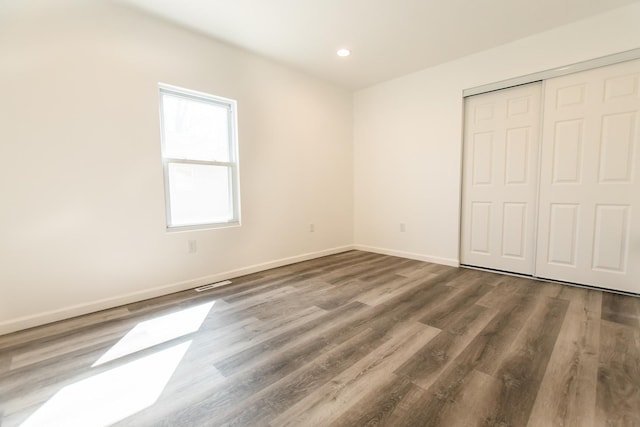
530, 80, 547, 276
455, 93, 467, 264
353, 245, 459, 267
463, 48, 640, 97
0, 245, 355, 336
158, 82, 237, 106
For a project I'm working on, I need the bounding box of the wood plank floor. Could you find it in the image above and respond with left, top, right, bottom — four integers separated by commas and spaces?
1, 250, 639, 426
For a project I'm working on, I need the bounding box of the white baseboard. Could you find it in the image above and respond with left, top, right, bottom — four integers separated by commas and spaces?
353, 245, 459, 267
0, 245, 355, 336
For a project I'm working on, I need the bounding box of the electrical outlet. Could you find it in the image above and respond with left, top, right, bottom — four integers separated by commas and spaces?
400, 223, 406, 232
188, 240, 197, 254
309, 223, 315, 232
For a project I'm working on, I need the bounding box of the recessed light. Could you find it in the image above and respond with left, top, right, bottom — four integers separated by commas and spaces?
337, 48, 351, 57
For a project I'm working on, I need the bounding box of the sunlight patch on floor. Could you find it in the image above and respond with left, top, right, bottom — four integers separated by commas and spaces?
19, 301, 216, 427
93, 301, 215, 367
19, 341, 191, 427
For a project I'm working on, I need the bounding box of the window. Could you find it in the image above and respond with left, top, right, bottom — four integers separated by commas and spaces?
159, 84, 240, 229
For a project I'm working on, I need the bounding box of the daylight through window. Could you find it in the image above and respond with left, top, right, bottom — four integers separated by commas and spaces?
159, 84, 240, 229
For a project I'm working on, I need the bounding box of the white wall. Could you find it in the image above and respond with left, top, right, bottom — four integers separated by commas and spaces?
3, 2, 639, 335
0, 0, 353, 334
353, 4, 640, 266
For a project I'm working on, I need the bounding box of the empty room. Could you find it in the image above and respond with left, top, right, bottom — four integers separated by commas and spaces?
1, 0, 639, 426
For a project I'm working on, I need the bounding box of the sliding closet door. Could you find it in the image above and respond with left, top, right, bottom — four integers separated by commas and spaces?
461, 83, 542, 275
536, 59, 640, 293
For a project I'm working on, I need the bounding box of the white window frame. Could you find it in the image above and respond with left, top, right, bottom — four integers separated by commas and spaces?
158, 83, 241, 230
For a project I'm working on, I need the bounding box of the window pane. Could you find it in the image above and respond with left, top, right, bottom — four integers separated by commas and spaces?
161, 93, 230, 162
167, 163, 233, 226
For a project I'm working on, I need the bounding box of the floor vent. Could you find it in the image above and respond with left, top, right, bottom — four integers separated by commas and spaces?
194, 280, 232, 292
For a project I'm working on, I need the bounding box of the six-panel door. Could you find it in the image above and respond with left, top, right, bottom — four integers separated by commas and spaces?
535, 58, 640, 293
461, 83, 542, 275
461, 59, 640, 294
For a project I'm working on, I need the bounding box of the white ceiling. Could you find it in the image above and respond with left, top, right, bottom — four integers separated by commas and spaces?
116, 0, 639, 90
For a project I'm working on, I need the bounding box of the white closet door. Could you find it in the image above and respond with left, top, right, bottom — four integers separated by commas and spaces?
536, 59, 640, 293
461, 83, 542, 275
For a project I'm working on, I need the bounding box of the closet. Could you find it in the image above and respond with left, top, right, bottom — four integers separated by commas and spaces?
461, 58, 640, 294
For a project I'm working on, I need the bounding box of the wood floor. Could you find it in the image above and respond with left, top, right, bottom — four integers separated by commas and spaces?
1, 251, 639, 426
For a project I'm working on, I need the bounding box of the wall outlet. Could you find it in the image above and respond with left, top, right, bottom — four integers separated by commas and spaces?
309, 223, 315, 232
400, 222, 406, 232
188, 240, 197, 254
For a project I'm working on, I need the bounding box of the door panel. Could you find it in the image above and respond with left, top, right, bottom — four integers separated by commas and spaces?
592, 205, 630, 272
502, 203, 526, 258
599, 112, 635, 182
551, 119, 583, 183
535, 58, 640, 293
505, 128, 530, 184
547, 203, 579, 266
472, 132, 494, 185
461, 83, 542, 274
470, 202, 491, 254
